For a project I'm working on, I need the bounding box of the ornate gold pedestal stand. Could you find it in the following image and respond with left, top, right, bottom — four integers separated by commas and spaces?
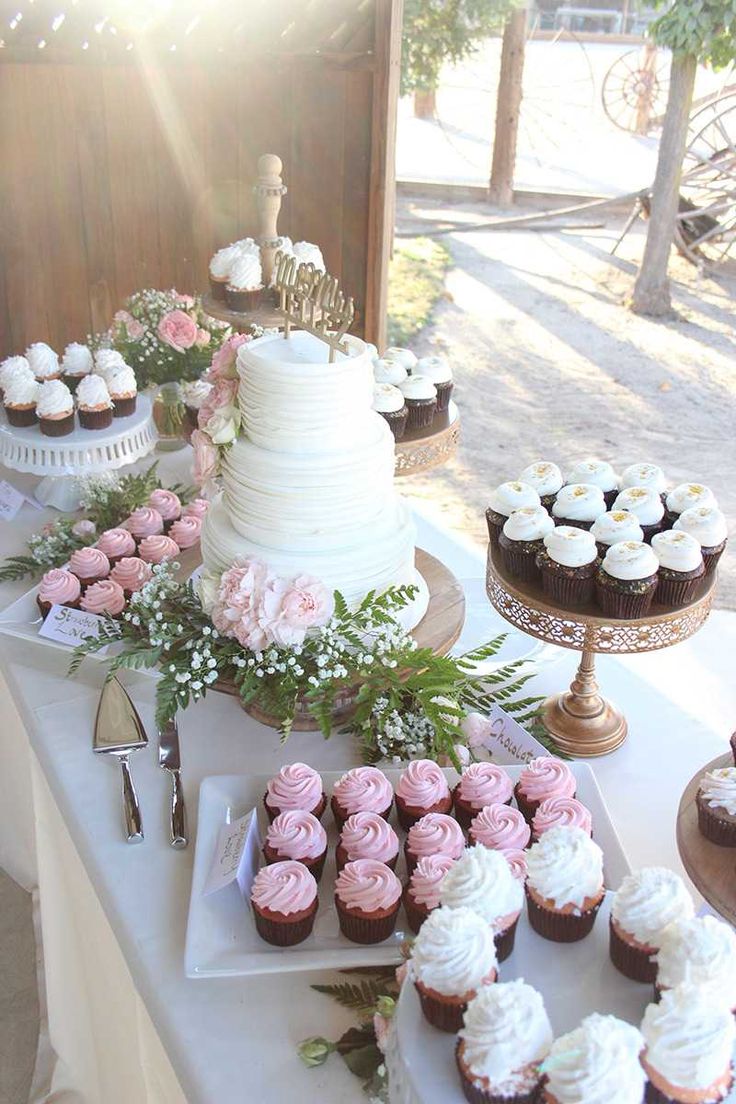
486, 544, 716, 758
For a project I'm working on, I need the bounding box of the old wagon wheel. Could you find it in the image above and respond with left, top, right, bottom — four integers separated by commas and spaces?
602, 45, 669, 135
675, 91, 736, 273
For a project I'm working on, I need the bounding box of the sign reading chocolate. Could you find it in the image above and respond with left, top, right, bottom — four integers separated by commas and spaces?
272, 250, 355, 361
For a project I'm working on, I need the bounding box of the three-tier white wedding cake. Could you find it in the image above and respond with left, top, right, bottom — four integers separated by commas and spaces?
200, 329, 429, 628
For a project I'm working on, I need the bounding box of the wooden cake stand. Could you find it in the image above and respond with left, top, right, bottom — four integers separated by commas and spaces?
202, 291, 286, 334
486, 543, 716, 758
394, 401, 460, 477
677, 752, 736, 924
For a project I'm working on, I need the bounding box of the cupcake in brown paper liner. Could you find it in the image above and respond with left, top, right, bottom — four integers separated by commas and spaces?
335, 811, 399, 873
514, 756, 576, 825
524, 826, 604, 944
655, 915, 736, 1013
609, 866, 694, 984
411, 906, 497, 1033
696, 766, 736, 846
674, 504, 728, 578
613, 485, 666, 541
334, 858, 402, 945
519, 461, 563, 511
440, 845, 523, 964
542, 1013, 646, 1104
485, 481, 541, 547
641, 984, 734, 1104
404, 812, 465, 877
453, 761, 513, 830
402, 853, 457, 934
536, 526, 599, 608
498, 505, 555, 582
566, 460, 619, 510
263, 763, 326, 824
551, 482, 607, 530
395, 758, 452, 830
262, 809, 328, 883
250, 860, 318, 946
330, 765, 393, 830
595, 540, 660, 618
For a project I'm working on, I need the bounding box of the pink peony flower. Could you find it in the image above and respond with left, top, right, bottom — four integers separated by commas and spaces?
461, 712, 495, 751
195, 328, 211, 348
127, 319, 145, 340
373, 1013, 391, 1055
260, 574, 334, 647
198, 377, 238, 429
211, 558, 271, 651
207, 332, 251, 381
191, 429, 219, 486
177, 294, 195, 308
158, 309, 198, 352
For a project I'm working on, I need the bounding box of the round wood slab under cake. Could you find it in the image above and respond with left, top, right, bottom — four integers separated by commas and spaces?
677, 752, 736, 925
202, 292, 286, 332
394, 401, 460, 477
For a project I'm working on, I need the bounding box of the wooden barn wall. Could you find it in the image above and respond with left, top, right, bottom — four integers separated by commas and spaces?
0, 57, 375, 354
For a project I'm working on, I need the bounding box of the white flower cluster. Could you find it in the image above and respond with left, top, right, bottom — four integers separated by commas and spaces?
78, 471, 121, 511
370, 697, 435, 764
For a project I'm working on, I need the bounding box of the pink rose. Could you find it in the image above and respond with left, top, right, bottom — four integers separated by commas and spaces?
260, 574, 334, 647
198, 377, 238, 429
191, 429, 219, 486
207, 333, 251, 381
177, 294, 195, 308
72, 519, 97, 539
114, 310, 134, 326
211, 558, 271, 651
127, 319, 145, 340
460, 712, 494, 751
158, 309, 198, 352
195, 328, 210, 348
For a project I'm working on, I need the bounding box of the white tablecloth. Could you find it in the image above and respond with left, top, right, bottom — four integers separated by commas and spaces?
1, 454, 735, 1103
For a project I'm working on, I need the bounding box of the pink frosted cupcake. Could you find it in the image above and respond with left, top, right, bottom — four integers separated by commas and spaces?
404, 812, 465, 876
79, 578, 126, 617
264, 763, 326, 823
148, 489, 181, 532
334, 858, 402, 944
331, 766, 393, 829
395, 759, 452, 830
168, 515, 201, 549
138, 535, 180, 564
532, 796, 592, 841
251, 860, 318, 946
503, 848, 528, 882
403, 853, 456, 934
182, 498, 210, 520
95, 527, 136, 566
110, 557, 153, 597
336, 812, 400, 872
470, 803, 531, 851
263, 810, 328, 882
514, 756, 576, 823
69, 546, 110, 588
36, 568, 81, 618
125, 507, 164, 541
453, 762, 513, 829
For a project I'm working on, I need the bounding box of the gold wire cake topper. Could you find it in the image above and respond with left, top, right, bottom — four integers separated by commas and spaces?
273, 250, 355, 361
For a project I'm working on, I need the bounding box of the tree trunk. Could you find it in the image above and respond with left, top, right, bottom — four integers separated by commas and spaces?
414, 88, 437, 118
631, 52, 697, 316
489, 8, 527, 207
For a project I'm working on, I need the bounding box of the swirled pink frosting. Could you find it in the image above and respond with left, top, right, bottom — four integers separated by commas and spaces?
517, 757, 575, 802
533, 796, 592, 838
182, 498, 210, 520
457, 763, 513, 808
396, 759, 450, 807
38, 568, 81, 605
138, 535, 180, 564
265, 763, 323, 812
95, 527, 136, 559
250, 860, 318, 915
502, 848, 528, 882
409, 853, 456, 908
340, 812, 399, 864
69, 546, 110, 580
110, 557, 153, 593
406, 813, 465, 859
148, 488, 181, 521
266, 810, 327, 861
79, 578, 125, 615
168, 515, 201, 549
125, 507, 163, 538
333, 767, 393, 815
334, 858, 402, 911
470, 804, 531, 850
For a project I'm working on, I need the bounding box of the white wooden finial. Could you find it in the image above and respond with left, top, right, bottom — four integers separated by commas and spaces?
254, 153, 287, 286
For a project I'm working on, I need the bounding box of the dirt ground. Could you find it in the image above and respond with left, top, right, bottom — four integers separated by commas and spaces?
398, 195, 736, 610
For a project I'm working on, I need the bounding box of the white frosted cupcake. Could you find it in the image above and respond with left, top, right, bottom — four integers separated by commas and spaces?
209, 243, 242, 299
456, 980, 553, 1104
656, 915, 736, 1009
486, 481, 541, 544
36, 379, 75, 437
383, 346, 417, 372
292, 240, 325, 271
440, 844, 524, 961
76, 373, 113, 430
613, 486, 665, 540
620, 462, 667, 500
399, 374, 437, 430
537, 526, 599, 607
552, 483, 607, 530
651, 530, 704, 608
372, 383, 407, 439
665, 482, 716, 527
525, 825, 604, 942
373, 357, 407, 386
499, 505, 555, 581
641, 984, 735, 1104
61, 343, 93, 390
225, 253, 264, 311
415, 355, 453, 411
595, 540, 660, 618
543, 1013, 645, 1104
519, 460, 563, 508
695, 765, 736, 846
410, 905, 498, 1033
26, 342, 61, 381
0, 355, 33, 400
591, 510, 644, 554
609, 867, 694, 983
3, 375, 40, 427
107, 366, 138, 417
566, 460, 618, 508
674, 505, 728, 576
94, 348, 127, 381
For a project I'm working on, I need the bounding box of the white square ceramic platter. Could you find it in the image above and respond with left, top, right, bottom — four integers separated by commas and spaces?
0, 582, 111, 658
184, 763, 630, 978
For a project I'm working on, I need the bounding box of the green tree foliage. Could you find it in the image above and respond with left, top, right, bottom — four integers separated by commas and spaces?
401, 0, 517, 96
649, 0, 736, 67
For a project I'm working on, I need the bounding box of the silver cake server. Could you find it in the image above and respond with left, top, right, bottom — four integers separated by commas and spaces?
93, 677, 148, 843
159, 717, 187, 849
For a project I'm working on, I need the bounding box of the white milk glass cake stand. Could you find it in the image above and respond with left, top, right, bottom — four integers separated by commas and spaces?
0, 395, 157, 510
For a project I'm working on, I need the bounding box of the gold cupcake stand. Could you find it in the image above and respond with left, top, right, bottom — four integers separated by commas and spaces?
677, 752, 736, 926
394, 400, 460, 478
486, 543, 716, 759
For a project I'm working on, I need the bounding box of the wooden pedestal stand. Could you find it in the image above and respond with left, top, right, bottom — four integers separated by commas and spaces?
677, 752, 736, 925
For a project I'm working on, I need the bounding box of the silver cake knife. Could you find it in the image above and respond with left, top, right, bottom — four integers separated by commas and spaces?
159, 717, 187, 849
93, 677, 147, 843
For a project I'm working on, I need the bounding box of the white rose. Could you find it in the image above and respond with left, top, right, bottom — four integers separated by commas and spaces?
197, 570, 220, 613
205, 409, 238, 445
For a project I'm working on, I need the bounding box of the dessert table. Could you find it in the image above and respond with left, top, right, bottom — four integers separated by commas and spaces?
0, 453, 735, 1104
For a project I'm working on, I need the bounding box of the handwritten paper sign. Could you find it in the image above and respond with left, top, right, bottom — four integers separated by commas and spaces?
203, 808, 261, 900
484, 703, 550, 765
0, 481, 27, 521
38, 604, 108, 650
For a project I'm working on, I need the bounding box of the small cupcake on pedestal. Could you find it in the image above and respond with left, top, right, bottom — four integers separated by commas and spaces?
411, 906, 498, 1033
486, 482, 541, 546
620, 462, 668, 503
208, 244, 242, 300
519, 460, 563, 510
664, 482, 716, 529
3, 375, 40, 427
566, 459, 619, 509
225, 254, 264, 312
383, 347, 417, 374
498, 505, 555, 581
608, 866, 694, 983
108, 366, 138, 417
76, 374, 114, 430
0, 355, 33, 401
525, 825, 604, 943
651, 530, 705, 607
26, 343, 62, 383
415, 355, 453, 412
403, 853, 456, 934
399, 375, 437, 431
695, 764, 736, 846
61, 343, 93, 392
440, 845, 523, 962
542, 1014, 646, 1104
591, 510, 644, 558
674, 505, 728, 576
656, 915, 736, 1009
595, 540, 659, 618
36, 380, 75, 437
372, 384, 408, 440
536, 527, 599, 608
373, 357, 408, 389
552, 484, 607, 530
